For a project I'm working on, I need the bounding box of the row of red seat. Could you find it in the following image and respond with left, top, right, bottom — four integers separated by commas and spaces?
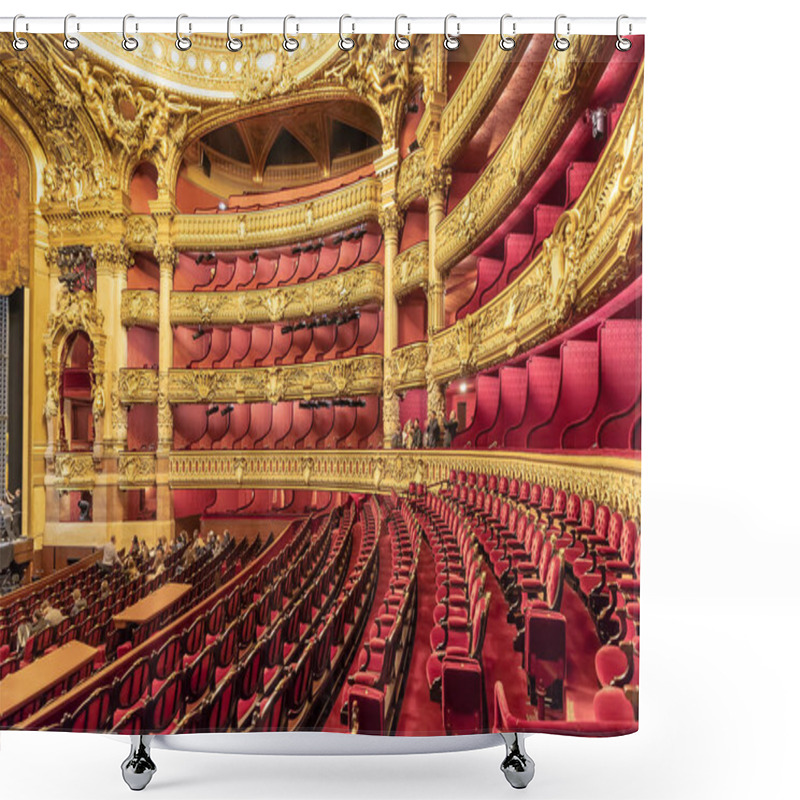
455, 318, 641, 452
170, 310, 382, 371
415, 466, 640, 731
169, 396, 383, 452
172, 229, 383, 293
340, 495, 421, 734
49, 513, 324, 733
405, 496, 491, 733
450, 40, 643, 319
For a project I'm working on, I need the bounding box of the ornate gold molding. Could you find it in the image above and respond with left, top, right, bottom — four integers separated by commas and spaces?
436, 36, 615, 274
118, 453, 157, 489
53, 452, 97, 488
125, 216, 158, 252
429, 65, 644, 384
393, 242, 429, 298
439, 35, 529, 165
385, 342, 428, 394
396, 148, 426, 209
170, 177, 381, 251
168, 355, 383, 404
168, 449, 641, 520
170, 262, 383, 326
121, 290, 159, 328
118, 369, 159, 404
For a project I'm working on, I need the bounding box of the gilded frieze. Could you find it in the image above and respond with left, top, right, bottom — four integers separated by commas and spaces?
121, 290, 159, 328
429, 65, 642, 382
168, 449, 641, 521
385, 342, 428, 394
168, 355, 383, 404
393, 242, 429, 298
118, 453, 157, 489
396, 149, 426, 209
170, 262, 383, 326
170, 178, 381, 251
53, 452, 97, 488
436, 36, 615, 274
429, 66, 644, 384
118, 368, 159, 404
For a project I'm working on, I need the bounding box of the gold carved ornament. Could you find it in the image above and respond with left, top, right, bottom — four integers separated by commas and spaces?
169, 262, 383, 326
121, 290, 159, 328
167, 355, 383, 404
435, 35, 615, 275
166, 449, 640, 521
42, 285, 107, 461
428, 63, 644, 384
117, 369, 159, 404
53, 452, 97, 487
385, 342, 428, 394
394, 242, 429, 298
118, 453, 156, 488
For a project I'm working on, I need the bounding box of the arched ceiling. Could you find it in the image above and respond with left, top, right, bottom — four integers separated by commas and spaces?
197, 100, 381, 185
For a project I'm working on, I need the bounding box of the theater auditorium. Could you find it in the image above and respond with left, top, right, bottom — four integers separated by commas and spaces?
0, 31, 642, 739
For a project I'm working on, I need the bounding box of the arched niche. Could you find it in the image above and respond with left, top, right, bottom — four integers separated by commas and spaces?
129, 161, 159, 214
59, 330, 95, 451
43, 288, 106, 461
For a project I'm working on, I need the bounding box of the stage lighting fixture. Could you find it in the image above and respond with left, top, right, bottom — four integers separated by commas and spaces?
220, 404, 234, 416
205, 405, 219, 416
192, 326, 207, 340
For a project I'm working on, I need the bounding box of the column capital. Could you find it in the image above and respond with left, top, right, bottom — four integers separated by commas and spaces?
378, 205, 405, 239
153, 243, 179, 270
422, 165, 452, 202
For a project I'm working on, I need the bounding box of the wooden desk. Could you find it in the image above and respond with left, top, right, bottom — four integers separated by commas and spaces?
0, 640, 97, 721
112, 582, 192, 630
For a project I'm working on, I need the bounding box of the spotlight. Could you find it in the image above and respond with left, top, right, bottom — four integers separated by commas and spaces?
248, 250, 259, 262
192, 326, 207, 340
195, 254, 205, 265
206, 405, 219, 416
220, 404, 234, 416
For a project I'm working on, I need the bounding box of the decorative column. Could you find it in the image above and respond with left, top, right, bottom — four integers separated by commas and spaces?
94, 242, 131, 526
154, 243, 177, 533
379, 205, 404, 448
423, 166, 451, 336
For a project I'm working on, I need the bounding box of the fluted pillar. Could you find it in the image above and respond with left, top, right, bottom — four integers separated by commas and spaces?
154, 244, 177, 531
379, 205, 403, 447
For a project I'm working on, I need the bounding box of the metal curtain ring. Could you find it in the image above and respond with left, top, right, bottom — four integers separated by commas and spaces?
227, 15, 243, 52
64, 14, 79, 50
616, 15, 632, 51
176, 14, 192, 50
12, 15, 28, 51
499, 14, 516, 50
443, 14, 460, 50
121, 15, 138, 51
283, 16, 299, 52
553, 14, 570, 51
339, 15, 355, 51
394, 15, 410, 51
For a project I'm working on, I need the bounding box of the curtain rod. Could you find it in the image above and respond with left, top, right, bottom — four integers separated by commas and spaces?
0, 16, 646, 36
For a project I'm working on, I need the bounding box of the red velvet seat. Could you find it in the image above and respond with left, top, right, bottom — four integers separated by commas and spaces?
213, 621, 239, 685
61, 685, 113, 732
235, 641, 263, 729
250, 674, 289, 731
150, 634, 183, 695
347, 685, 385, 734
524, 609, 567, 717
148, 671, 186, 734
112, 656, 151, 727
185, 644, 215, 703
593, 686, 635, 722
442, 656, 484, 734
205, 672, 236, 732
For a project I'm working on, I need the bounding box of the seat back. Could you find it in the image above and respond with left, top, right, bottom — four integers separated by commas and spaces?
152, 634, 182, 681
524, 609, 567, 714
442, 658, 484, 737
185, 645, 215, 702
116, 656, 151, 710
348, 685, 385, 734
205, 672, 236, 731
252, 675, 289, 731
149, 672, 186, 732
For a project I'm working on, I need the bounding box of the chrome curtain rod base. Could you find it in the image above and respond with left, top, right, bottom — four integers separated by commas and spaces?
499, 733, 535, 789
121, 735, 157, 791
